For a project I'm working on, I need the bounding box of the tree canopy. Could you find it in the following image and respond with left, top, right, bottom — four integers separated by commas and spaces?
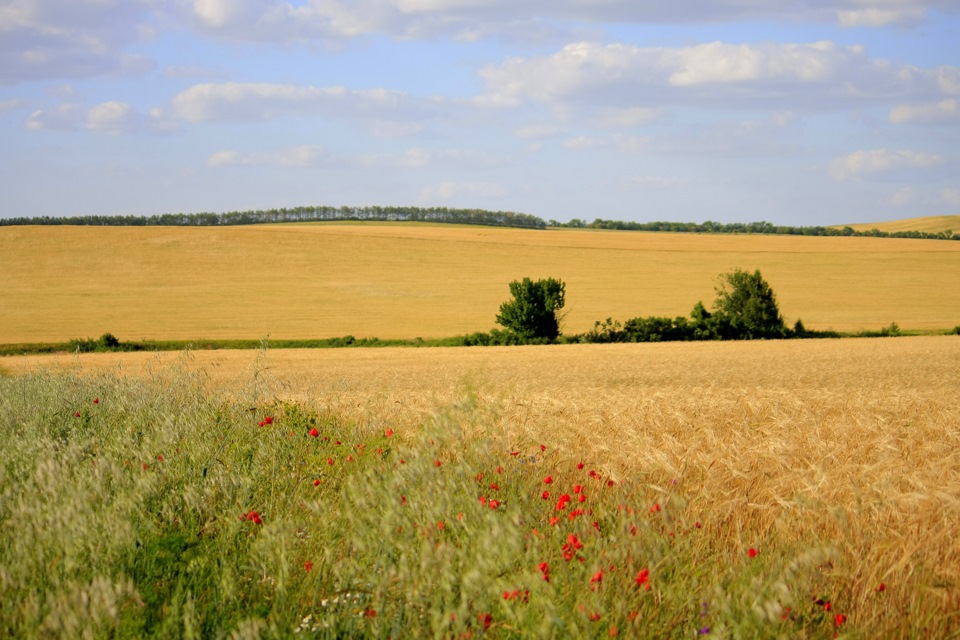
496, 277, 566, 342
712, 268, 788, 339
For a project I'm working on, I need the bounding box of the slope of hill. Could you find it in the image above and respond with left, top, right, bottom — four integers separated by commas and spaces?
841, 215, 960, 234
2, 223, 959, 343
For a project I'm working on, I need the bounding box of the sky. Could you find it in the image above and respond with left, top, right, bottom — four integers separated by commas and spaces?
1, 1, 958, 226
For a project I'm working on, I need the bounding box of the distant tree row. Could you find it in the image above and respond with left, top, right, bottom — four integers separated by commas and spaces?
0, 205, 546, 230
4, 207, 956, 240
549, 218, 959, 241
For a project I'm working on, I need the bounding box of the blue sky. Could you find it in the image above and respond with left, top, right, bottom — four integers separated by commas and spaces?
1, 1, 958, 226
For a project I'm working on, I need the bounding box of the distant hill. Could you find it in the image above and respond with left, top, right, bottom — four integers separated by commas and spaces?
840, 215, 960, 235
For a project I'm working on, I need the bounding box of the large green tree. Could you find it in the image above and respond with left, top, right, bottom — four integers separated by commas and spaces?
496, 277, 566, 342
712, 269, 787, 339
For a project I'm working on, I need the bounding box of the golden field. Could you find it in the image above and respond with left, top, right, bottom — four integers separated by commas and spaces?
5, 336, 960, 631
843, 214, 960, 234
2, 223, 960, 343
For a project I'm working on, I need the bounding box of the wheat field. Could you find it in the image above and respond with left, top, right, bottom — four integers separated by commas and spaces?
2, 223, 959, 343
5, 334, 960, 634
843, 214, 960, 234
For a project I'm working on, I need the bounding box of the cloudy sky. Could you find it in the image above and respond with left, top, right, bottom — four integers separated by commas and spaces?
1, 0, 958, 226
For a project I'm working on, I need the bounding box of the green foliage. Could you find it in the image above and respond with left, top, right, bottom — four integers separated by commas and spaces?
712, 269, 788, 340
496, 277, 566, 342
67, 332, 125, 353
952, 324, 960, 335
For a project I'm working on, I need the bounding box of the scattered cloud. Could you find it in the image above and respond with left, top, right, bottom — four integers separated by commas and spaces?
836, 7, 925, 27
418, 181, 508, 201
25, 100, 177, 135
169, 82, 434, 123
889, 99, 959, 124
829, 149, 944, 181
479, 41, 955, 112
207, 145, 327, 167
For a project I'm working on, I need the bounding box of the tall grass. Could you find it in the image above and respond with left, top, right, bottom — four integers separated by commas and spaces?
1, 344, 957, 637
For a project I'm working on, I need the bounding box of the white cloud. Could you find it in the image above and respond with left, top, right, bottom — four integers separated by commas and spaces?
667, 41, 846, 86
85, 101, 135, 135
837, 8, 925, 27
25, 100, 177, 134
207, 145, 327, 167
25, 104, 84, 131
479, 40, 953, 113
169, 82, 429, 123
591, 107, 662, 127
0, 0, 156, 83
418, 181, 507, 201
889, 99, 959, 124
170, 0, 954, 43
830, 149, 944, 181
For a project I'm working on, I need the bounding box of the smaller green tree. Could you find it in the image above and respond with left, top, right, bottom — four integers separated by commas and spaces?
496, 277, 566, 342
712, 269, 787, 339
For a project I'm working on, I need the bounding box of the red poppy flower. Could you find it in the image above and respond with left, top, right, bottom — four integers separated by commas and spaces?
542, 491, 550, 500
327, 457, 334, 465
748, 548, 757, 558
385, 428, 394, 437
577, 462, 585, 469
489, 499, 500, 509
549, 517, 560, 526
489, 483, 499, 491
834, 614, 846, 626
540, 444, 546, 452
366, 609, 376, 618
578, 494, 586, 503
434, 459, 442, 467
437, 521, 445, 531
74, 411, 81, 418
878, 583, 886, 592
590, 569, 604, 583
309, 428, 319, 437
93, 398, 99, 404
544, 476, 553, 484
574, 484, 583, 494
264, 416, 273, 425
650, 503, 661, 513
636, 568, 650, 589
157, 454, 163, 461
479, 613, 492, 629
304, 561, 313, 571
313, 479, 321, 486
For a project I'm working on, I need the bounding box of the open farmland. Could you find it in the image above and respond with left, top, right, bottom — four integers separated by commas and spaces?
2, 223, 960, 344
842, 214, 960, 235
2, 337, 958, 636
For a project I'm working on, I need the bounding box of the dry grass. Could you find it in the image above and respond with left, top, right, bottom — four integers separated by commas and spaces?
2, 223, 959, 343
6, 336, 960, 633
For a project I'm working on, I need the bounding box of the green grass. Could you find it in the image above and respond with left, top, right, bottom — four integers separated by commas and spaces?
0, 367, 914, 638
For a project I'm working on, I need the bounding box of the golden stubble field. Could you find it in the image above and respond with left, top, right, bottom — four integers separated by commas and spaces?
6, 334, 960, 628
2, 223, 960, 343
